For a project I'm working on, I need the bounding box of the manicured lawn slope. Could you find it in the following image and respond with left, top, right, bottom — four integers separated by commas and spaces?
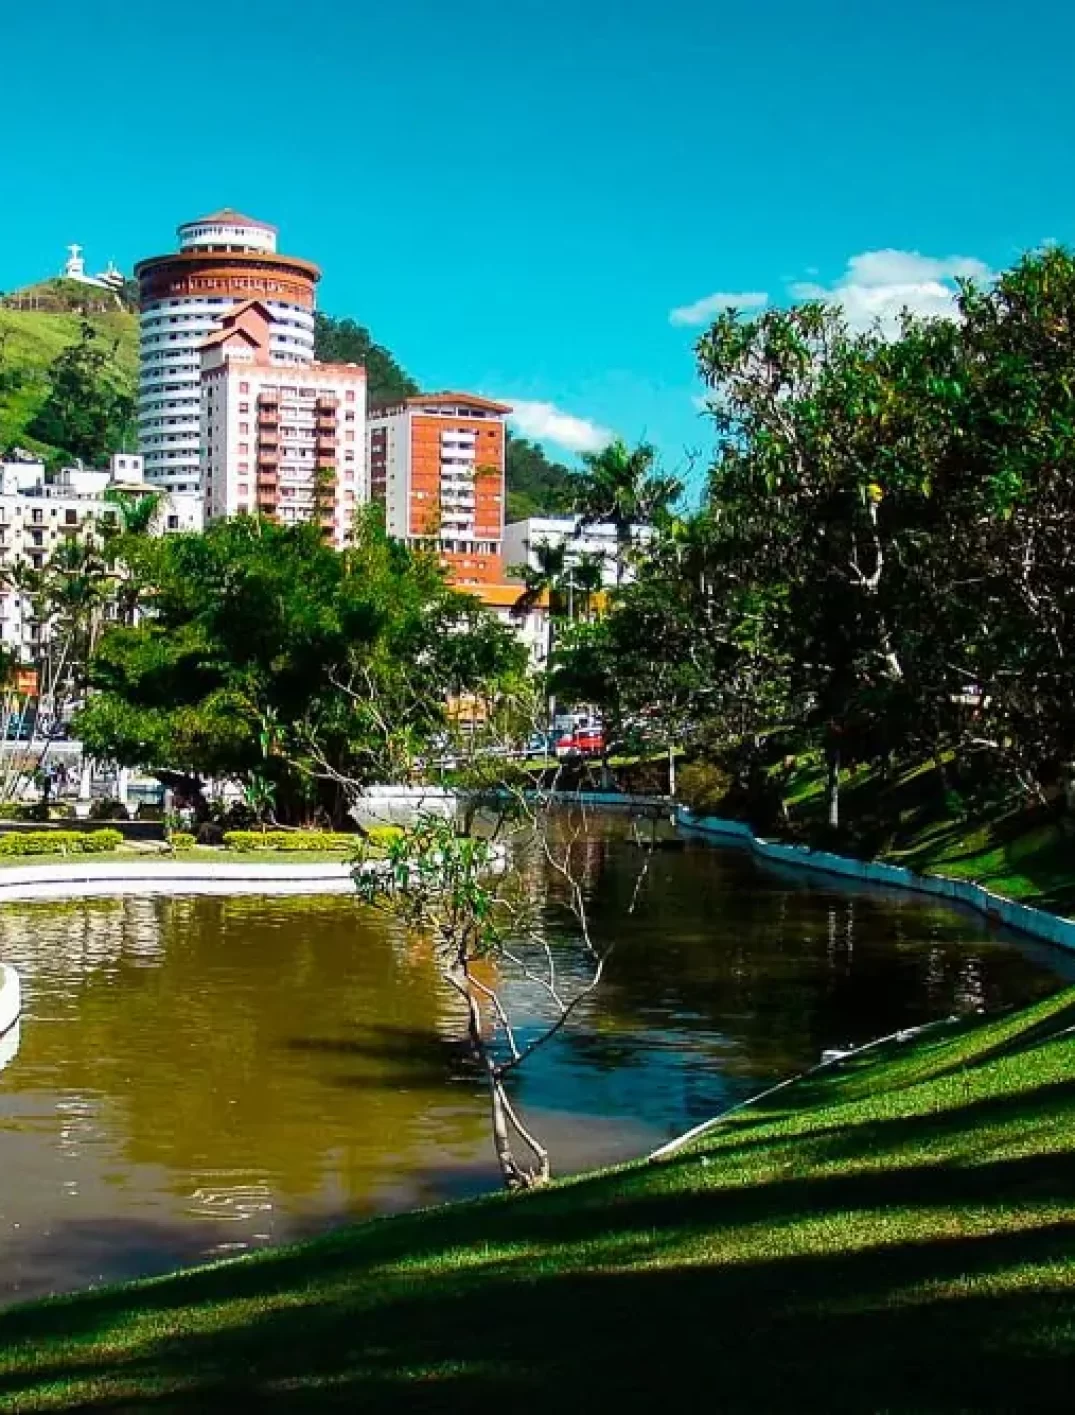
1, 989, 1074, 1411
779, 754, 1075, 915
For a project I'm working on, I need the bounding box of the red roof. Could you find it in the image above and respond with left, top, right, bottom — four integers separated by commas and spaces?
180, 208, 278, 233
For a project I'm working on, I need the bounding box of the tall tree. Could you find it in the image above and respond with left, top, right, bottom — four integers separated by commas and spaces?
571, 439, 682, 583
27, 320, 135, 466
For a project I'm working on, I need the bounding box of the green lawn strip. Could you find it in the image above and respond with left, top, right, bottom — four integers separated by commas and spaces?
1, 989, 1074, 1412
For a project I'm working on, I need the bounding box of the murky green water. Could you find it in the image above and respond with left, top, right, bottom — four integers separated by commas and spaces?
1, 824, 1072, 1304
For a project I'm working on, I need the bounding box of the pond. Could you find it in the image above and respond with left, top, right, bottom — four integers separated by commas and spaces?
1, 821, 1073, 1305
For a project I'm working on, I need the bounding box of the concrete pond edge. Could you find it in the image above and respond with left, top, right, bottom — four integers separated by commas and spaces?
675, 806, 1075, 953
0, 963, 20, 1038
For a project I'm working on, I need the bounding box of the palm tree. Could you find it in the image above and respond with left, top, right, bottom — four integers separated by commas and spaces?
573, 439, 683, 584
568, 550, 606, 621
510, 538, 569, 619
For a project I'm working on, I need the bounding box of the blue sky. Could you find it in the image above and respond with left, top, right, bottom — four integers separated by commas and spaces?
2, 0, 1074, 472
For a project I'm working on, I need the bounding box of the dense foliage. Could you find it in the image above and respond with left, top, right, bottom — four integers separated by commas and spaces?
556, 247, 1075, 832
0, 829, 123, 856
26, 320, 135, 466
504, 435, 574, 521
313, 313, 419, 408
76, 511, 527, 823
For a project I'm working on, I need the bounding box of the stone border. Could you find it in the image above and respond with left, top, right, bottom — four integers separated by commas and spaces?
0, 859, 356, 903
676, 807, 1075, 952
0, 963, 20, 1037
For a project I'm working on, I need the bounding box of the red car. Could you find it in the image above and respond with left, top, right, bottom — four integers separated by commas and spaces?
556, 728, 605, 759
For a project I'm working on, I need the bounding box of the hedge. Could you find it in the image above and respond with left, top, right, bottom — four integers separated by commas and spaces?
222, 830, 357, 852
0, 829, 124, 857
170, 832, 196, 850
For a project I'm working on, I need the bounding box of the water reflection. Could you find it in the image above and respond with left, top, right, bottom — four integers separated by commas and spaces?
0, 823, 1073, 1305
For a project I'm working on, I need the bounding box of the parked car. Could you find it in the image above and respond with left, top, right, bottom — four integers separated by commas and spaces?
524, 732, 557, 759
556, 728, 605, 759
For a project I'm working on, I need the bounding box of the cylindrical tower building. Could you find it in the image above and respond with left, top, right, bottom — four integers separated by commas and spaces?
135, 210, 320, 492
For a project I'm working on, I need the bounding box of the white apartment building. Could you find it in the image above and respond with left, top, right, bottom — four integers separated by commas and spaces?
503, 516, 653, 588
135, 210, 320, 495
0, 454, 201, 658
200, 301, 366, 550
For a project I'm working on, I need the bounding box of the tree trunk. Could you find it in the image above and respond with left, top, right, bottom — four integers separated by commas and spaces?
826, 744, 840, 830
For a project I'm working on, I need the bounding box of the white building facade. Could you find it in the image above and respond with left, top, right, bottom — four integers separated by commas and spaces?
0, 454, 201, 658
503, 516, 653, 588
135, 210, 320, 496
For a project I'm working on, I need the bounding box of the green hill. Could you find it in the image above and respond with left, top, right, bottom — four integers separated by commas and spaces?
0, 986, 1073, 1410
0, 298, 137, 462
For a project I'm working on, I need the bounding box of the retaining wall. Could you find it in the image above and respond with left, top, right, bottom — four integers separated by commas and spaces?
0, 859, 355, 904
0, 963, 20, 1036
676, 807, 1075, 952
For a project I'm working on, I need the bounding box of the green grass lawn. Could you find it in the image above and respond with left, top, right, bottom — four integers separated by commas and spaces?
0, 988, 1073, 1411
777, 753, 1075, 916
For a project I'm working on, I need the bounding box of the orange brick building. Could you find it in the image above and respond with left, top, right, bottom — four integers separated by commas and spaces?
367, 393, 510, 585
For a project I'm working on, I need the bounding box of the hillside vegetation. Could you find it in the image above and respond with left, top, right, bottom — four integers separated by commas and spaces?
0, 295, 576, 515
0, 986, 1072, 1410
0, 303, 137, 461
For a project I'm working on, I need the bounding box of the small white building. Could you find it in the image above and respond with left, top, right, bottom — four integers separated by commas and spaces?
503, 516, 653, 588
0, 453, 203, 657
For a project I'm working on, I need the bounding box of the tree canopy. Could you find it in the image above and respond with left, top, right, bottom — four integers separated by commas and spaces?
555, 246, 1075, 827
76, 512, 527, 822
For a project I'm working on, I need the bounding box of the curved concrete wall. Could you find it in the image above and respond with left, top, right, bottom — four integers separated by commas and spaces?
0, 963, 21, 1036
0, 860, 356, 904
677, 807, 1075, 953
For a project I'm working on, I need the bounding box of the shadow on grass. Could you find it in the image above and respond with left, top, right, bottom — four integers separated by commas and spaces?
1, 1217, 1073, 1412
3, 1114, 1075, 1412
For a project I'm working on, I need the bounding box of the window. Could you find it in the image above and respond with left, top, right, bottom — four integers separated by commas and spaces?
167, 515, 179, 530
240, 381, 250, 394
65, 510, 77, 525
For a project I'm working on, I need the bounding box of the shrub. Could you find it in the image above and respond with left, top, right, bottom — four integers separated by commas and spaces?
89, 798, 129, 821
169, 832, 196, 850
222, 830, 356, 852
677, 760, 734, 816
195, 821, 225, 847
49, 803, 76, 820
0, 828, 124, 857
0, 801, 51, 822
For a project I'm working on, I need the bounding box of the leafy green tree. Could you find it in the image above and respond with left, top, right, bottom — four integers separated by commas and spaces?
76, 513, 525, 823
27, 320, 135, 466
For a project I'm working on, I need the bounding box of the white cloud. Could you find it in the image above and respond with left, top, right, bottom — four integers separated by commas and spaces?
669, 290, 768, 327
790, 248, 994, 333
505, 399, 614, 455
